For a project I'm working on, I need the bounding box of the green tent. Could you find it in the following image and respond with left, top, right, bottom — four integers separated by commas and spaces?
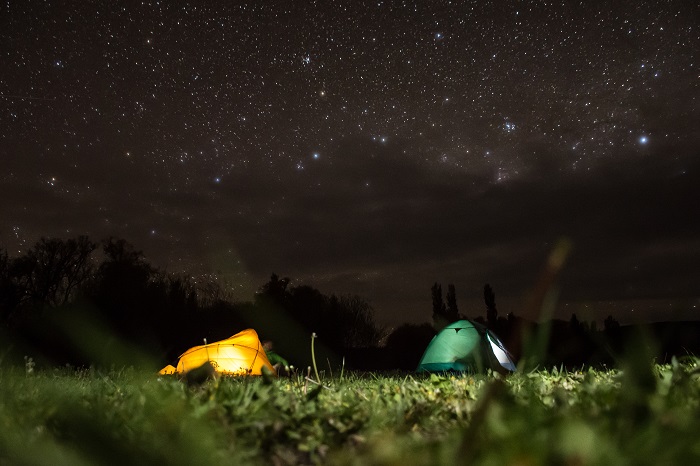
417, 319, 516, 373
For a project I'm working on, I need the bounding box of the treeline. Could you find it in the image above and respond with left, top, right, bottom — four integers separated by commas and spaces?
2, 236, 697, 372
0, 236, 383, 370
374, 282, 700, 371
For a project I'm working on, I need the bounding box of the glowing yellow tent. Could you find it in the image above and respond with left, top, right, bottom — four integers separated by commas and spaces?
164, 329, 275, 376
159, 364, 177, 375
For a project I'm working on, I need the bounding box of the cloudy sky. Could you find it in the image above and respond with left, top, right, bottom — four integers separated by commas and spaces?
1, 0, 698, 327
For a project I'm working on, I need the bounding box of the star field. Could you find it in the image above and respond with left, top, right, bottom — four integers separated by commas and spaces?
1, 0, 698, 325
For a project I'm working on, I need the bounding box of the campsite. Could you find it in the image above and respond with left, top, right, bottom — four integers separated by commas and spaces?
2, 301, 700, 465
1, 238, 699, 464
3, 0, 699, 462
1, 241, 699, 464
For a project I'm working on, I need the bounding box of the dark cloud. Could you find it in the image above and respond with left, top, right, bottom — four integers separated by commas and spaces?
134, 135, 698, 324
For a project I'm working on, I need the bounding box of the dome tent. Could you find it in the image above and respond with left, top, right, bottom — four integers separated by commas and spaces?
160, 328, 275, 376
417, 319, 516, 373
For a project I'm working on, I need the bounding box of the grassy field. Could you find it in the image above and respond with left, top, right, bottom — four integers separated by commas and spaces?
1, 357, 699, 465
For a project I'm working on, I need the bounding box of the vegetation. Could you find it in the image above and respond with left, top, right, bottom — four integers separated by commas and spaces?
431, 282, 460, 330
2, 236, 699, 373
2, 235, 698, 464
1, 357, 698, 465
0, 237, 384, 370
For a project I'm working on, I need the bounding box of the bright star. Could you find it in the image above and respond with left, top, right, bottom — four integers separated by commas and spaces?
639, 136, 648, 145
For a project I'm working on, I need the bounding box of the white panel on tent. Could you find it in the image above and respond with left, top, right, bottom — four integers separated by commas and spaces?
487, 333, 516, 371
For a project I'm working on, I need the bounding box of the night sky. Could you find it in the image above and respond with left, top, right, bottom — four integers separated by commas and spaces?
2, 1, 698, 327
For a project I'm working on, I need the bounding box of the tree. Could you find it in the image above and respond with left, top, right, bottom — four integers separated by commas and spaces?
0, 248, 22, 323
94, 237, 153, 303
445, 284, 460, 322
256, 273, 290, 306
251, 275, 384, 357
604, 315, 620, 332
12, 236, 97, 309
432, 282, 459, 329
431, 282, 447, 328
569, 313, 581, 330
484, 283, 498, 327
89, 237, 156, 339
336, 294, 385, 348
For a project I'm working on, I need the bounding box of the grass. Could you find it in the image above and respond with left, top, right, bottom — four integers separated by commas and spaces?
1, 356, 699, 465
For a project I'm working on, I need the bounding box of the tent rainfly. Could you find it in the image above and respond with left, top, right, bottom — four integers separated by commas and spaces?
417, 319, 516, 373
160, 328, 275, 376
158, 364, 176, 375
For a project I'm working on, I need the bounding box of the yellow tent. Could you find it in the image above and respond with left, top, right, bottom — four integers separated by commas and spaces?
163, 329, 275, 376
159, 364, 177, 375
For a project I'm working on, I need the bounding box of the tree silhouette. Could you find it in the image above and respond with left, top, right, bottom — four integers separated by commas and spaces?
93, 237, 153, 307
431, 282, 461, 329
0, 248, 22, 324
604, 315, 620, 332
256, 273, 290, 306
11, 236, 96, 310
252, 273, 384, 362
335, 294, 385, 348
569, 313, 585, 335
431, 282, 448, 328
484, 283, 498, 327
85, 237, 158, 348
445, 284, 460, 322
569, 313, 581, 331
